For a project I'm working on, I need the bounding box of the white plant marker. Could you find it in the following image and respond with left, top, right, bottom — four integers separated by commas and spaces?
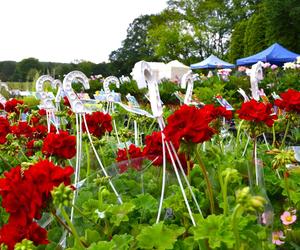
249, 61, 264, 101
102, 76, 122, 144
62, 71, 122, 222
132, 61, 203, 226
51, 79, 63, 111
181, 70, 194, 105
35, 75, 59, 133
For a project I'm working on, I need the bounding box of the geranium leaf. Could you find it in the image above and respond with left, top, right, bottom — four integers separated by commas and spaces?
136, 222, 185, 250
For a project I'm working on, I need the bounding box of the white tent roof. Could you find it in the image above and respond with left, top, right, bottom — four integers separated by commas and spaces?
167, 60, 189, 69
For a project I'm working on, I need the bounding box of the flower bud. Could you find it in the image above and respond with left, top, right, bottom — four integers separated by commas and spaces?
250, 196, 266, 211
0, 243, 8, 250
51, 183, 74, 208
236, 187, 250, 205
14, 239, 36, 250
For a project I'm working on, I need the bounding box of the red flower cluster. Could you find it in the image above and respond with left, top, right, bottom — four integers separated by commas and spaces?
142, 131, 192, 172
0, 160, 74, 249
201, 104, 233, 121
0, 117, 10, 144
142, 131, 164, 166
26, 140, 41, 156
63, 96, 71, 107
163, 105, 220, 147
31, 109, 46, 126
274, 89, 300, 114
11, 121, 33, 138
83, 111, 113, 138
32, 124, 49, 139
42, 131, 76, 159
237, 99, 277, 127
116, 144, 143, 173
4, 99, 24, 114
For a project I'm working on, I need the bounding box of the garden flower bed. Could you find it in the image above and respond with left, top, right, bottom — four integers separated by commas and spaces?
0, 72, 299, 250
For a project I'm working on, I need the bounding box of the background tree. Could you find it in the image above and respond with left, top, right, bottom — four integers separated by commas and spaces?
0, 61, 16, 81
109, 15, 157, 76
13, 58, 42, 82
264, 0, 300, 52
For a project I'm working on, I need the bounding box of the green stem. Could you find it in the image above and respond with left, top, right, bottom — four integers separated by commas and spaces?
85, 140, 90, 180
223, 174, 230, 215
235, 120, 244, 148
60, 207, 84, 249
232, 204, 243, 250
195, 148, 215, 214
284, 172, 292, 207
281, 119, 290, 148
272, 123, 276, 147
51, 210, 72, 234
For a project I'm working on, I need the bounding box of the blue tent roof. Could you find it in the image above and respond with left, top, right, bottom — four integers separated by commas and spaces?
236, 43, 300, 66
190, 55, 235, 69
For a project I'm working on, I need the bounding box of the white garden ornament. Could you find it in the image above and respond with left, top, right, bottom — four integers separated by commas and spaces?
35, 75, 59, 132
131, 61, 203, 226
180, 70, 194, 105
62, 71, 123, 222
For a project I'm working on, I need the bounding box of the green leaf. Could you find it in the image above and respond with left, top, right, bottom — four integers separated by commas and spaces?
87, 241, 114, 250
47, 227, 63, 243
107, 202, 135, 226
85, 229, 101, 245
112, 234, 134, 250
136, 222, 185, 250
191, 214, 235, 249
132, 193, 158, 213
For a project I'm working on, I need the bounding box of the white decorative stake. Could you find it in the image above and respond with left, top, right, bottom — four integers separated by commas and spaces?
249, 61, 264, 101
181, 70, 194, 105
63, 71, 90, 114
52, 79, 63, 110
237, 88, 250, 102
62, 71, 122, 222
132, 61, 163, 117
36, 75, 56, 110
132, 61, 202, 226
0, 82, 9, 93
0, 94, 6, 107
36, 75, 59, 132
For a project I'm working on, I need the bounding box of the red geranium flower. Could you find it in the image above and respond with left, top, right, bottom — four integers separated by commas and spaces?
0, 160, 73, 249
237, 99, 277, 127
0, 117, 10, 143
11, 121, 33, 138
143, 131, 164, 166
32, 124, 48, 139
83, 111, 113, 138
0, 221, 49, 250
163, 105, 216, 147
4, 99, 24, 114
116, 144, 143, 173
274, 89, 300, 114
63, 96, 71, 107
42, 131, 76, 159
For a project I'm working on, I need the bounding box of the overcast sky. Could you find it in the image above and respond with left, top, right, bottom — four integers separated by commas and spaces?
0, 0, 167, 63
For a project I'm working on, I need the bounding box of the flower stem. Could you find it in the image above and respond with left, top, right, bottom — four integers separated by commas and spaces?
232, 204, 243, 250
283, 172, 292, 207
272, 123, 276, 147
235, 120, 244, 148
85, 140, 90, 180
281, 119, 290, 148
195, 148, 215, 214
60, 207, 85, 249
223, 174, 229, 215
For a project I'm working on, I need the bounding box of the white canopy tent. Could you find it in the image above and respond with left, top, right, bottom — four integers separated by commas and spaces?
165, 60, 190, 83
138, 60, 190, 83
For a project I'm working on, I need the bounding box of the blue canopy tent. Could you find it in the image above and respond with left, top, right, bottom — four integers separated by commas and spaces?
236, 43, 300, 66
190, 54, 235, 69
